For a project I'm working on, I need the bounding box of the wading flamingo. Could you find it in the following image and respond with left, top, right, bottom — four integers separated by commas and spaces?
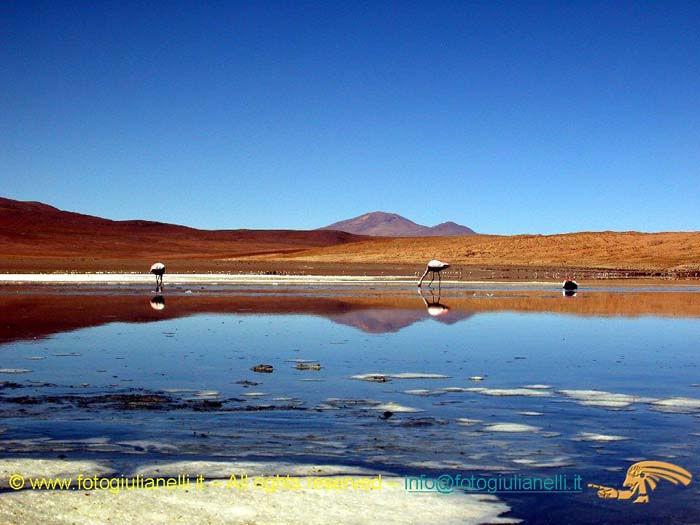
417, 259, 450, 288
150, 262, 165, 292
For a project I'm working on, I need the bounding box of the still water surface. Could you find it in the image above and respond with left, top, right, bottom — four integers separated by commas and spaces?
1, 286, 699, 523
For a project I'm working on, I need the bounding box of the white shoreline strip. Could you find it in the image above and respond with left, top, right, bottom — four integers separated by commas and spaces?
0, 273, 562, 286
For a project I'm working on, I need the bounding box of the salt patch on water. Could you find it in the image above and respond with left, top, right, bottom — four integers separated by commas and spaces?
649, 397, 700, 413
574, 432, 629, 442
194, 390, 220, 398
456, 418, 482, 426
351, 372, 449, 381
372, 402, 423, 413
558, 389, 650, 408
482, 423, 540, 433
405, 460, 509, 472
512, 456, 573, 468
466, 388, 551, 397
402, 389, 443, 396
390, 373, 449, 379
0, 368, 32, 374
116, 440, 181, 454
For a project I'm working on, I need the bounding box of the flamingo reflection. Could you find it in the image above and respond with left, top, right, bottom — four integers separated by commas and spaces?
418, 288, 450, 317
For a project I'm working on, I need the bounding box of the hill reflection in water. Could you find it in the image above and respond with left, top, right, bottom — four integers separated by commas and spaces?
1, 286, 700, 343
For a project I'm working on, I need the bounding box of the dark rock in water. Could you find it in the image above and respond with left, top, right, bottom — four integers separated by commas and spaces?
235, 380, 262, 386
251, 364, 274, 373
4, 395, 42, 405
295, 363, 321, 371
192, 399, 223, 410
380, 411, 394, 420
396, 417, 449, 427
0, 381, 24, 390
365, 375, 389, 383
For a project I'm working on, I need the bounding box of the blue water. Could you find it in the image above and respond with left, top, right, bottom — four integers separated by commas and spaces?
1, 288, 699, 523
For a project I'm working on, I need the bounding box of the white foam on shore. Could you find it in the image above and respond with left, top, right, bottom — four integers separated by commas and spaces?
0, 272, 560, 288
134, 460, 380, 478
0, 459, 519, 525
0, 458, 114, 489
0, 273, 422, 286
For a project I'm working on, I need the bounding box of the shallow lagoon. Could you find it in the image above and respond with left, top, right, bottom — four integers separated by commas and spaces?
1, 285, 699, 524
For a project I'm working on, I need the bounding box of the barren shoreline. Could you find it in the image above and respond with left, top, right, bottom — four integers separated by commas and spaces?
0, 273, 552, 286
0, 273, 697, 288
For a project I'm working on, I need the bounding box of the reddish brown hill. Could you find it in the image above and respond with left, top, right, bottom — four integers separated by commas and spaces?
2, 197, 699, 276
0, 197, 365, 271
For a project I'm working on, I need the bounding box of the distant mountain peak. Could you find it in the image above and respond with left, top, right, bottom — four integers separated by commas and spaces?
319, 211, 476, 237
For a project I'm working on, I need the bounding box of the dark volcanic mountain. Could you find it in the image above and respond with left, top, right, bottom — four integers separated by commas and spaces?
319, 212, 476, 237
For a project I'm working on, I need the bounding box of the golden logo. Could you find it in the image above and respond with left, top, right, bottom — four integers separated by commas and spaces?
588, 461, 692, 504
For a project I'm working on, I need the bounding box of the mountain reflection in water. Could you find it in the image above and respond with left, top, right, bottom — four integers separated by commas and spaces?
1, 286, 700, 343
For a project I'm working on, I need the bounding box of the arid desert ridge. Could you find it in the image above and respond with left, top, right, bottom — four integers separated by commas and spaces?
1, 196, 699, 279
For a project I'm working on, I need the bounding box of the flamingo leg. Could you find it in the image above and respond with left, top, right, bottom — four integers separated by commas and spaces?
417, 267, 429, 287
428, 271, 435, 287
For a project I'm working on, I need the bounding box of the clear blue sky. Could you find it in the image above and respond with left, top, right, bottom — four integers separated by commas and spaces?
2, 1, 699, 234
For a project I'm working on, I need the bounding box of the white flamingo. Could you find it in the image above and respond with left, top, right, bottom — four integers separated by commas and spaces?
417, 259, 450, 288
150, 262, 165, 292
